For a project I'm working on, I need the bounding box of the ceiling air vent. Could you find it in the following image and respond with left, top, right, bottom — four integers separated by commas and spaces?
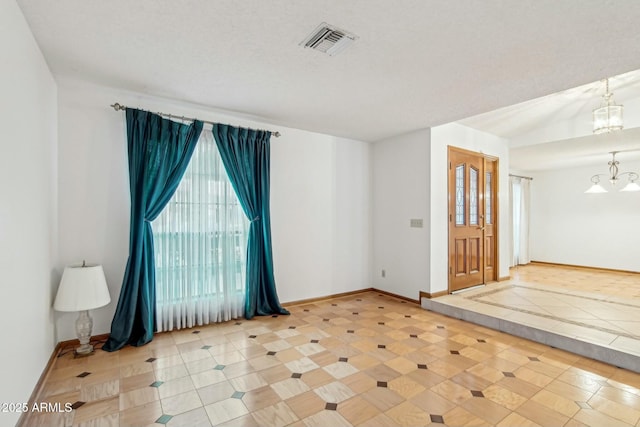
300, 22, 358, 56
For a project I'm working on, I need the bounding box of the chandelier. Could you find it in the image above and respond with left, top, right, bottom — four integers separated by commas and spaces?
593, 78, 623, 134
585, 152, 640, 193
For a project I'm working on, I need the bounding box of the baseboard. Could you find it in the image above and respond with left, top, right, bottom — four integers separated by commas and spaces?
16, 342, 63, 427
372, 288, 419, 305
498, 275, 511, 282
283, 287, 420, 307
419, 290, 448, 300
282, 288, 375, 307
16, 333, 111, 427
529, 261, 640, 275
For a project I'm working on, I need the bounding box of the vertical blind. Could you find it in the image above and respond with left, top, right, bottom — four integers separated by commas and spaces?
153, 129, 249, 332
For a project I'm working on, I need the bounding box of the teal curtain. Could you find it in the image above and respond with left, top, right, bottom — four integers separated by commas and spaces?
103, 109, 203, 351
212, 124, 289, 319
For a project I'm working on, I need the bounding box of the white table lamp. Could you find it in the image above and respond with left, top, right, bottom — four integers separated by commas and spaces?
54, 262, 111, 355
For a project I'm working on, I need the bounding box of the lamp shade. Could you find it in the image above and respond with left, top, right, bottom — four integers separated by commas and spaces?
593, 104, 623, 134
621, 181, 640, 192
54, 264, 111, 312
584, 183, 607, 193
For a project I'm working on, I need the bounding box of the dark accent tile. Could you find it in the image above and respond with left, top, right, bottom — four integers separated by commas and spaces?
70, 401, 85, 410
378, 322, 385, 325
303, 309, 310, 312
528, 356, 540, 361
145, 358, 157, 363
272, 315, 278, 318
249, 335, 257, 339
325, 402, 338, 411
235, 322, 242, 325
323, 318, 330, 322
331, 304, 337, 307
76, 372, 91, 378
503, 371, 515, 377
231, 391, 245, 399
471, 390, 484, 397
450, 350, 460, 355
404, 315, 411, 318
352, 312, 359, 315
201, 345, 212, 350
289, 326, 296, 329
401, 301, 407, 304
430, 414, 444, 424
356, 299, 362, 301
311, 339, 319, 344
477, 339, 486, 343
378, 344, 386, 349
156, 414, 173, 424
267, 351, 277, 356
150, 381, 164, 388
377, 381, 387, 388
291, 373, 302, 379
192, 330, 201, 334
214, 365, 226, 370
410, 334, 418, 338
417, 364, 428, 370
378, 306, 384, 309
339, 357, 348, 362
437, 325, 445, 329
347, 330, 354, 334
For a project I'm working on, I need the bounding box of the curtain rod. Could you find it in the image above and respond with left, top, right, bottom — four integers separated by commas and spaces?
109, 103, 280, 137
509, 174, 533, 180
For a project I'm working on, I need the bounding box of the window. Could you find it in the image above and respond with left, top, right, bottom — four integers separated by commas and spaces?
153, 129, 249, 331
455, 164, 465, 225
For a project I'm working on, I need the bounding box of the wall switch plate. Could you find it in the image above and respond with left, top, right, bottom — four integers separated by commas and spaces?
381, 269, 386, 278
410, 218, 423, 228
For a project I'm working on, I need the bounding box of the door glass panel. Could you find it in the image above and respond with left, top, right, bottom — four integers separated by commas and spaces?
470, 167, 478, 225
485, 172, 492, 224
455, 165, 465, 225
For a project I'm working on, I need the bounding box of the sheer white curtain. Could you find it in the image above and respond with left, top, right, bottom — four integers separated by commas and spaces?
510, 176, 531, 266
153, 129, 249, 332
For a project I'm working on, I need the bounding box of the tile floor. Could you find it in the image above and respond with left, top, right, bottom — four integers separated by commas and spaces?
424, 264, 640, 371
25, 265, 640, 426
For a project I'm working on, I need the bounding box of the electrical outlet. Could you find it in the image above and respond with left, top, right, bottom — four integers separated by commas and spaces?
381, 269, 386, 278
410, 218, 423, 228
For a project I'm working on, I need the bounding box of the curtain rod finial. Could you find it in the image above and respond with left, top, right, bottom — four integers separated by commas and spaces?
110, 103, 126, 111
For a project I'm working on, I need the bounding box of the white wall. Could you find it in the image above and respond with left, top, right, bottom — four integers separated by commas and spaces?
0, 1, 58, 424
56, 79, 371, 341
270, 128, 372, 302
529, 161, 640, 271
372, 124, 509, 300
372, 129, 431, 300
430, 123, 511, 293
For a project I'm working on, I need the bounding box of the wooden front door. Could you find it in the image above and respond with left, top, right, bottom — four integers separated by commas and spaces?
448, 147, 498, 293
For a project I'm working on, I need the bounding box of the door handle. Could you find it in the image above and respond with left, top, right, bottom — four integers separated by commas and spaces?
477, 226, 485, 231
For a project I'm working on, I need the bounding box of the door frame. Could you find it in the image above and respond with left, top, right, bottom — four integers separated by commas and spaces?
447, 145, 500, 293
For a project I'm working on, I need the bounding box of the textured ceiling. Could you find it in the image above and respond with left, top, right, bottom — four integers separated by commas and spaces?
17, 0, 640, 144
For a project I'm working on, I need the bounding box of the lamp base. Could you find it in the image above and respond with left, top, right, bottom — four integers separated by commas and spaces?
75, 310, 94, 356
